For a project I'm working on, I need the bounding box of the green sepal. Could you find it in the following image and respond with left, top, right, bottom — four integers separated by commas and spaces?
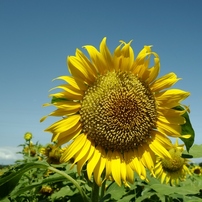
51, 96, 68, 104
173, 106, 195, 152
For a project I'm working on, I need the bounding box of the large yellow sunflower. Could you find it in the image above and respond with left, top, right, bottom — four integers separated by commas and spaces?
41, 37, 190, 186
154, 140, 191, 185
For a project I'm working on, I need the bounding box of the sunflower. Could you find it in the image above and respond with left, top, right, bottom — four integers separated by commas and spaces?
154, 140, 191, 185
24, 132, 33, 141
41, 37, 190, 186
191, 165, 202, 175
43, 143, 65, 164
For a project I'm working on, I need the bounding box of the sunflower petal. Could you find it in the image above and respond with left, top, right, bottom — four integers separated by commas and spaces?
149, 137, 171, 159
87, 146, 101, 179
53, 76, 88, 91
111, 151, 121, 186
61, 134, 87, 162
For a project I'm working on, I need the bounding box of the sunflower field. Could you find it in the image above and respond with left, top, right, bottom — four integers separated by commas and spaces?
1, 38, 202, 202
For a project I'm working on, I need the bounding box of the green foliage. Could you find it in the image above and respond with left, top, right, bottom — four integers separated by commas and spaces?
174, 106, 195, 152
1, 135, 202, 202
183, 144, 202, 158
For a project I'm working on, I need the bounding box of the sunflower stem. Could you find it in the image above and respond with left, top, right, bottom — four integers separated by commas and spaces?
100, 179, 106, 199
91, 178, 100, 202
48, 166, 90, 202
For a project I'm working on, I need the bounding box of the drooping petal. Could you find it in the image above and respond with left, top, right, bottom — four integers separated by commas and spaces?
111, 151, 121, 186
77, 142, 95, 175
60, 134, 87, 162
148, 137, 171, 159
94, 148, 106, 186
71, 137, 92, 166
87, 146, 102, 180
157, 120, 182, 137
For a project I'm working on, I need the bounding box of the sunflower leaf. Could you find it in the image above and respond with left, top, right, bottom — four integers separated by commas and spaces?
0, 162, 49, 200
51, 96, 68, 104
173, 106, 195, 152
181, 153, 193, 158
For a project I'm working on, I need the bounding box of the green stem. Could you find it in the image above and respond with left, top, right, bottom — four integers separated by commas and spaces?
165, 195, 172, 202
100, 179, 106, 199
91, 178, 100, 202
48, 166, 90, 202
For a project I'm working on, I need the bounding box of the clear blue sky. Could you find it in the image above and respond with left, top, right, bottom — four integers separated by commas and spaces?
1, 1, 202, 163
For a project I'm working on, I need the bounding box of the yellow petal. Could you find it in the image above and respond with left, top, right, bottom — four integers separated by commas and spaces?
151, 130, 172, 149
67, 56, 93, 84
76, 49, 98, 78
53, 76, 88, 91
71, 138, 92, 166
138, 144, 155, 175
100, 37, 113, 71
51, 120, 81, 142
150, 72, 181, 92
94, 148, 106, 186
157, 114, 185, 125
50, 84, 84, 96
111, 151, 121, 186
83, 45, 106, 74
125, 150, 141, 176
105, 151, 112, 179
157, 120, 182, 137
145, 55, 160, 83
45, 115, 80, 134
149, 137, 171, 159
120, 159, 127, 183
87, 146, 101, 179
56, 125, 82, 146
49, 108, 79, 117
77, 143, 95, 175
156, 89, 190, 107
60, 134, 87, 162
49, 90, 83, 100
125, 164, 134, 184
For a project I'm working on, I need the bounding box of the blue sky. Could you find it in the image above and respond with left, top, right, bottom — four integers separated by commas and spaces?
1, 0, 202, 164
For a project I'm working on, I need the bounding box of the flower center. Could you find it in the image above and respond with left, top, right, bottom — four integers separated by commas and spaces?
80, 71, 157, 152
162, 148, 185, 172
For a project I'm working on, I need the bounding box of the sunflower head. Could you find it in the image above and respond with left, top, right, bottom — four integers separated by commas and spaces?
191, 166, 202, 175
24, 132, 33, 141
42, 37, 190, 186
154, 140, 191, 185
43, 144, 65, 164
161, 147, 185, 172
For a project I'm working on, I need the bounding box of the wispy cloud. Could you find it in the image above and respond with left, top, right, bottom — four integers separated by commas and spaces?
0, 146, 22, 165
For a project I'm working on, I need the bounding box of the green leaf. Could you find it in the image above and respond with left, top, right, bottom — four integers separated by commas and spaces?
174, 106, 195, 152
150, 184, 175, 195
0, 162, 48, 200
10, 174, 66, 197
183, 144, 202, 158
51, 96, 68, 104
181, 153, 193, 158
105, 182, 126, 200
118, 194, 136, 202
51, 186, 77, 199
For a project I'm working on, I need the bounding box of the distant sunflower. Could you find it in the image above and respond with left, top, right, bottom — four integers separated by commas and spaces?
41, 38, 190, 186
154, 140, 191, 185
191, 165, 202, 175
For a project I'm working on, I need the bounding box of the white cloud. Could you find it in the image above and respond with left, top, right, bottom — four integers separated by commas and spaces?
0, 146, 22, 165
